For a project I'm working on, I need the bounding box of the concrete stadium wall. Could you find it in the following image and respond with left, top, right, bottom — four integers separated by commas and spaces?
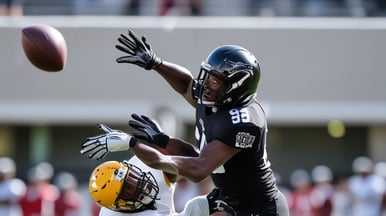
0, 16, 385, 125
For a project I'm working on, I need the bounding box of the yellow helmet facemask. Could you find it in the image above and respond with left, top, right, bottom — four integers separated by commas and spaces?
89, 160, 159, 212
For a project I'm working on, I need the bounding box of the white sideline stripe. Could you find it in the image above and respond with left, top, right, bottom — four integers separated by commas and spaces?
0, 100, 385, 125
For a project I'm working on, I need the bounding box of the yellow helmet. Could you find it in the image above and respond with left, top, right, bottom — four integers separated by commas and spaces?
89, 160, 159, 212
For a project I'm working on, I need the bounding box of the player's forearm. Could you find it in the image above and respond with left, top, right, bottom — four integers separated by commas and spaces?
140, 138, 198, 157
132, 141, 205, 181
155, 61, 196, 106
155, 61, 193, 94
132, 142, 179, 175
166, 137, 199, 157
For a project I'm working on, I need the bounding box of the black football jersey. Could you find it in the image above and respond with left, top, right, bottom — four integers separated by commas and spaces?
195, 100, 278, 211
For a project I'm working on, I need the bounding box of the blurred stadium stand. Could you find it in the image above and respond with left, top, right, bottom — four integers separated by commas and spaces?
19, 0, 386, 17
23, 0, 73, 15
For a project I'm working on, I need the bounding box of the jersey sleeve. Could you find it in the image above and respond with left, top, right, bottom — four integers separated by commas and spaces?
213, 122, 263, 151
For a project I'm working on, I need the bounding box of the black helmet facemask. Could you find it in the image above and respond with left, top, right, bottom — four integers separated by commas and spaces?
193, 45, 260, 109
196, 59, 256, 108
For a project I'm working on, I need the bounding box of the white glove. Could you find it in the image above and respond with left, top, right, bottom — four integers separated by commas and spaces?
80, 124, 136, 160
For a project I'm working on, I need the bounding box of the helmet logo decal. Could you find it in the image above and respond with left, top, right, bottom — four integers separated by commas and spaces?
228, 71, 251, 91
225, 60, 253, 94
114, 168, 126, 181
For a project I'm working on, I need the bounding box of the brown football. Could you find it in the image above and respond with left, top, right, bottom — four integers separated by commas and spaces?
21, 24, 67, 72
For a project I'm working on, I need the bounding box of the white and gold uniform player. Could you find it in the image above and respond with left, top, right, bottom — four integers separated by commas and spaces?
89, 155, 234, 216
92, 155, 174, 216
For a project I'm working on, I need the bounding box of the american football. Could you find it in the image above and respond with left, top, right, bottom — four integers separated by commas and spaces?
21, 24, 67, 72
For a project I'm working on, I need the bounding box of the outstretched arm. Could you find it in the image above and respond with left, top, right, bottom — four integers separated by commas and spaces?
126, 114, 238, 182
130, 139, 238, 183
165, 137, 199, 157
80, 123, 237, 183
141, 137, 199, 158
115, 30, 196, 106
154, 61, 196, 107
129, 113, 199, 157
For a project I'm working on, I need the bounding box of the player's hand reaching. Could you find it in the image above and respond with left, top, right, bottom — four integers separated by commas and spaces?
80, 124, 137, 160
115, 30, 162, 70
128, 114, 170, 148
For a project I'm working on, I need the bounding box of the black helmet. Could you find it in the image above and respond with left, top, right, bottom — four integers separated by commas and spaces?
195, 45, 260, 108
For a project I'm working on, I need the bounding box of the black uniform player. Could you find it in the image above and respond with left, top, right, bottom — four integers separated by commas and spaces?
195, 101, 278, 214
80, 30, 289, 216
190, 45, 287, 215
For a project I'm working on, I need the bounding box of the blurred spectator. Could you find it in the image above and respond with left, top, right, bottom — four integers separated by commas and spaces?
311, 165, 334, 216
302, 0, 346, 16
53, 172, 82, 216
91, 201, 101, 216
159, 0, 202, 16
331, 176, 352, 216
288, 169, 324, 216
189, 0, 202, 15
0, 157, 26, 216
345, 0, 375, 16
73, 0, 127, 15
274, 172, 291, 201
374, 161, 386, 216
375, 0, 386, 15
272, 0, 297, 16
348, 156, 386, 216
19, 162, 59, 216
123, 0, 140, 15
0, 0, 23, 16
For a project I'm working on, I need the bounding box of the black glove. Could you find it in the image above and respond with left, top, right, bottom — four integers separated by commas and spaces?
115, 30, 162, 70
207, 188, 238, 216
128, 114, 170, 148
